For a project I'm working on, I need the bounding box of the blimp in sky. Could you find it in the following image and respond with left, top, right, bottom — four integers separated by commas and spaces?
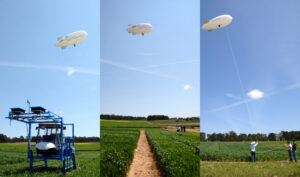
201, 14, 232, 32
55, 30, 87, 50
126, 23, 152, 36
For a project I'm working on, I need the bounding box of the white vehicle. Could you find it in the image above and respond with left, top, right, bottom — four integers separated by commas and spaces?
55, 30, 87, 50
126, 23, 152, 35
202, 14, 232, 32
36, 142, 56, 152
35, 123, 63, 156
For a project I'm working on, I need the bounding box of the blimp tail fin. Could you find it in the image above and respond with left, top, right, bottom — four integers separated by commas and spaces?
57, 37, 64, 41
61, 46, 67, 50
204, 20, 209, 24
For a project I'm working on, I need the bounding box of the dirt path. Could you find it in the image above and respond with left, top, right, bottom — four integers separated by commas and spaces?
127, 130, 161, 177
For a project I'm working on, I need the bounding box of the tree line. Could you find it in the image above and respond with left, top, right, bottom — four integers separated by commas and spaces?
200, 131, 300, 142
101, 114, 200, 121
101, 114, 146, 120
0, 133, 99, 143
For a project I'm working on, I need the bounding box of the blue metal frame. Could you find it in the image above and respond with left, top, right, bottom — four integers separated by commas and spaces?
6, 107, 76, 174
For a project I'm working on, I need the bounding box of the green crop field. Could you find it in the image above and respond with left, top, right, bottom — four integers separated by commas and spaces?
146, 129, 200, 177
100, 120, 160, 128
151, 120, 199, 124
100, 119, 199, 128
201, 161, 300, 177
0, 142, 99, 177
201, 141, 300, 161
100, 127, 140, 177
201, 141, 300, 177
151, 120, 200, 127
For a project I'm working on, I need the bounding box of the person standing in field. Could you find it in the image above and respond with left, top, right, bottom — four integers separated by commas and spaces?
176, 125, 180, 132
250, 141, 258, 162
292, 140, 298, 162
287, 141, 293, 162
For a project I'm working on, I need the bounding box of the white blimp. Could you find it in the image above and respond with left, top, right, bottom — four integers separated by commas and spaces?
55, 30, 87, 50
201, 14, 232, 32
126, 23, 152, 35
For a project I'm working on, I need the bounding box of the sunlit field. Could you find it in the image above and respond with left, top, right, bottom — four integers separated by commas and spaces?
0, 142, 99, 177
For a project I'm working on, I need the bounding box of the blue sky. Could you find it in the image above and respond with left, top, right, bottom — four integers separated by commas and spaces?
100, 0, 200, 118
0, 1, 100, 137
201, 0, 300, 134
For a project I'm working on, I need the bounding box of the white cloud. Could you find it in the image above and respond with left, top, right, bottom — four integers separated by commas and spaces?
247, 89, 264, 99
184, 85, 191, 90
67, 68, 75, 75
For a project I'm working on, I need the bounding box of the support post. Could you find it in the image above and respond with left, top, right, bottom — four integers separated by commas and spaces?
30, 157, 33, 172
60, 121, 63, 160
72, 124, 76, 169
72, 124, 74, 147
73, 153, 76, 169
44, 160, 48, 168
62, 159, 65, 174
27, 122, 32, 159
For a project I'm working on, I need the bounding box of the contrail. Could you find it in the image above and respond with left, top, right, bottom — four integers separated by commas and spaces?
210, 98, 253, 113
138, 59, 200, 69
225, 29, 255, 130
0, 61, 99, 75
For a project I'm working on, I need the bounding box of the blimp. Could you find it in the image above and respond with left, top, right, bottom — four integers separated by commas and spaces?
201, 14, 232, 32
55, 30, 87, 50
126, 23, 152, 35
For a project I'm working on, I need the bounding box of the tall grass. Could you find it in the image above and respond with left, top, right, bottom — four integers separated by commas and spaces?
200, 141, 300, 161
0, 142, 99, 177
201, 161, 300, 177
100, 120, 160, 128
146, 129, 200, 177
100, 127, 139, 177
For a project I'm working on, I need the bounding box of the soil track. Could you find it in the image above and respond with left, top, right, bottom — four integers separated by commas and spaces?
127, 130, 161, 177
